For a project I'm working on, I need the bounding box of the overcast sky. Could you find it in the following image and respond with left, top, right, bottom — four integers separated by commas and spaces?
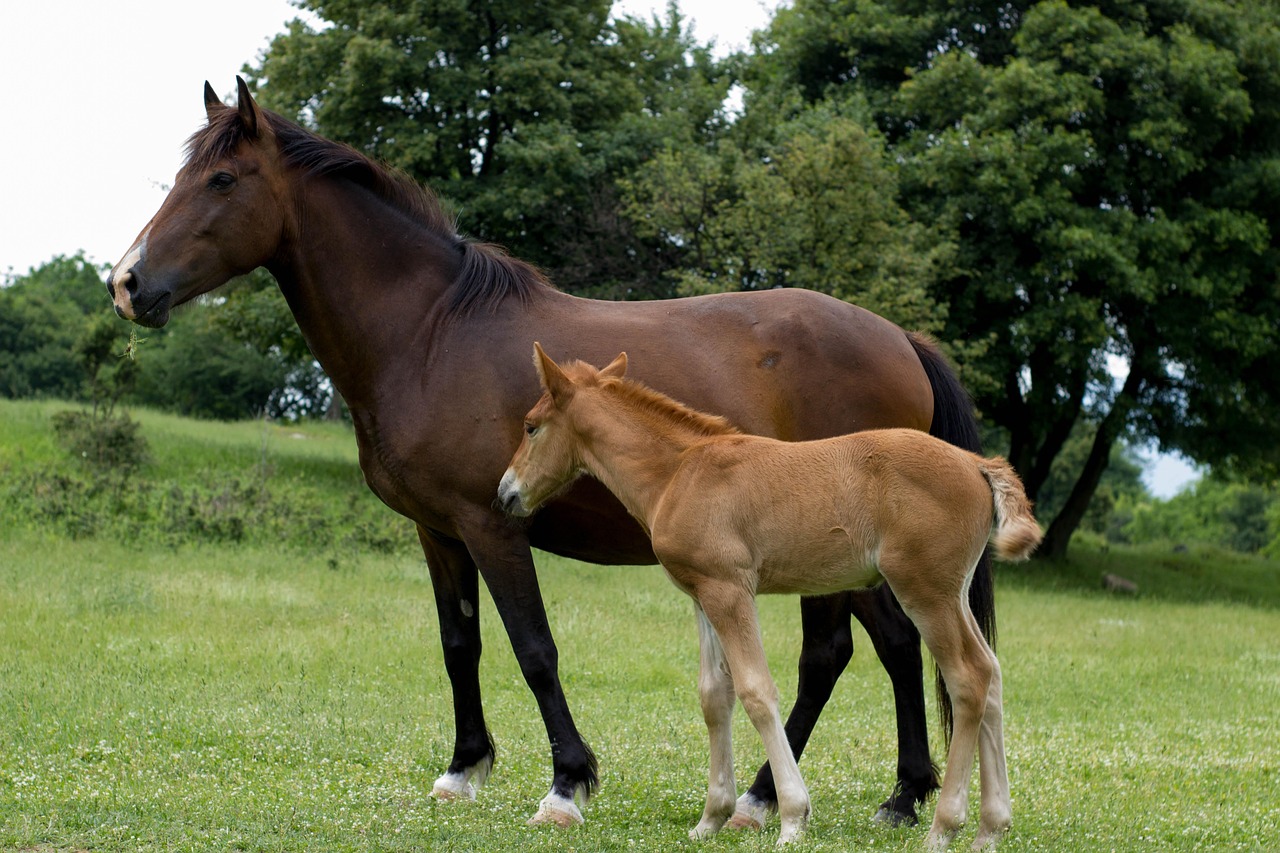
0, 0, 1197, 495
0, 0, 771, 280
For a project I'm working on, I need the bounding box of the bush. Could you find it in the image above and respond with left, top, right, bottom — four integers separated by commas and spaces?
51, 409, 149, 473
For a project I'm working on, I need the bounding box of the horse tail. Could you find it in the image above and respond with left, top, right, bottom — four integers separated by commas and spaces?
979, 456, 1043, 561
906, 331, 995, 747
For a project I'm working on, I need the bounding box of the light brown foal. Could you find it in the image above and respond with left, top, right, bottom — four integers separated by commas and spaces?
498, 344, 1042, 850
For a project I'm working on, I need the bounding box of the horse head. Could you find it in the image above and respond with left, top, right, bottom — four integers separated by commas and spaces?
107, 77, 289, 327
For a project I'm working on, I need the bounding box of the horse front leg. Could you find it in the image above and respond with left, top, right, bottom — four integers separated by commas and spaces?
734, 592, 854, 831
460, 514, 598, 827
418, 526, 496, 802
850, 584, 940, 826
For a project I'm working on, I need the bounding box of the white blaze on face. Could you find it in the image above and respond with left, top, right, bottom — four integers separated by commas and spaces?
109, 232, 148, 319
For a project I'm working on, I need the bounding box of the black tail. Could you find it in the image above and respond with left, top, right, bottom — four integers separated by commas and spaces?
907, 332, 996, 747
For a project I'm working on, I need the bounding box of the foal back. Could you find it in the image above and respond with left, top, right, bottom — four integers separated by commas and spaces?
654, 428, 1034, 597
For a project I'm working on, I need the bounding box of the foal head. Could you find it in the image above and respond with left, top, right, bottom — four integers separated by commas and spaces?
498, 343, 628, 517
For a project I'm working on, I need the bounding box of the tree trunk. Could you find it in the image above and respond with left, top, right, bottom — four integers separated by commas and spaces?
1038, 369, 1143, 559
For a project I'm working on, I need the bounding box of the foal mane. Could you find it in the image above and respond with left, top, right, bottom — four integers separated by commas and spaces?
186, 103, 552, 316
564, 362, 740, 439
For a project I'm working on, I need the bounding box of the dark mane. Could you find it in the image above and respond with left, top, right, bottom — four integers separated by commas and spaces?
185, 105, 552, 315
561, 364, 740, 438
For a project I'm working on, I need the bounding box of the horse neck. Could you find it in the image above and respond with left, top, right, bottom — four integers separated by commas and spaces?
573, 394, 707, 528
267, 176, 460, 409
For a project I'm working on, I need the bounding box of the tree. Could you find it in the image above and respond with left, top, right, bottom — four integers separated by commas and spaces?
621, 103, 954, 338
752, 0, 1280, 556
0, 254, 114, 400
246, 0, 732, 297
211, 270, 334, 419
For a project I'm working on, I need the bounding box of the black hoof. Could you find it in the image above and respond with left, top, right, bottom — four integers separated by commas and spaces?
873, 801, 919, 827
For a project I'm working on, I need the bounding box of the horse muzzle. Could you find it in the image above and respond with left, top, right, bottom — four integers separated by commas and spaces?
107, 266, 173, 328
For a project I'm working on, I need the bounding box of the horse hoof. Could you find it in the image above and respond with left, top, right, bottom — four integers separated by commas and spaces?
528, 792, 584, 828
431, 772, 476, 802
873, 804, 919, 827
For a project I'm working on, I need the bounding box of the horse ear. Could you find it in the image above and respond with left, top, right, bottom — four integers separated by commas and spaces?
533, 342, 574, 402
204, 81, 224, 119
235, 75, 261, 138
600, 351, 628, 380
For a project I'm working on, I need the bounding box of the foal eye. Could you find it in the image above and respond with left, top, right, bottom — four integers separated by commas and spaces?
208, 172, 236, 191
524, 423, 538, 437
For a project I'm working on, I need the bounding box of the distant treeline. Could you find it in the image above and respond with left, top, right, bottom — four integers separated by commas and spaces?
3, 0, 1279, 557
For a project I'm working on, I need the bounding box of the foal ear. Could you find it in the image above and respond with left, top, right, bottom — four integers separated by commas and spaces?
203, 81, 224, 119
532, 342, 574, 402
600, 351, 628, 380
235, 75, 262, 139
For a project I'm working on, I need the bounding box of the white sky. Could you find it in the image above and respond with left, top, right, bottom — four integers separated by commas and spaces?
0, 0, 772, 281
0, 0, 1197, 496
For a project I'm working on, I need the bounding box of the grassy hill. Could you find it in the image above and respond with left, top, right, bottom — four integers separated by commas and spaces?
2, 398, 1277, 851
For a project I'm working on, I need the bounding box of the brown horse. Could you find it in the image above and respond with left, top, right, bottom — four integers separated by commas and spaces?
499, 345, 1041, 849
106, 77, 994, 829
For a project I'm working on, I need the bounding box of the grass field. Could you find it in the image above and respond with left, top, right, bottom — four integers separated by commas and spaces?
1, 399, 1278, 851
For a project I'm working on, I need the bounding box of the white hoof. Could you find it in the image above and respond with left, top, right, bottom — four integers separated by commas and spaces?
690, 816, 727, 839
727, 792, 770, 831
528, 790, 585, 827
431, 755, 493, 802
431, 771, 476, 802
776, 809, 809, 846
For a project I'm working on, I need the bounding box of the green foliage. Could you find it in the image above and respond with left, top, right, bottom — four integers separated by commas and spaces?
1118, 475, 1280, 556
0, 398, 407, 554
622, 104, 954, 337
211, 270, 332, 419
0, 253, 112, 400
750, 0, 1280, 554
247, 1, 732, 297
50, 410, 148, 474
1034, 430, 1148, 534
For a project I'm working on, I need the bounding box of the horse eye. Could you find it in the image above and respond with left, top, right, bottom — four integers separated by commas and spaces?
208, 172, 236, 191
525, 423, 538, 437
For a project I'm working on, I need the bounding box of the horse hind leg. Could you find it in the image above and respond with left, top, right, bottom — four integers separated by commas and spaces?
690, 603, 740, 839
850, 584, 939, 826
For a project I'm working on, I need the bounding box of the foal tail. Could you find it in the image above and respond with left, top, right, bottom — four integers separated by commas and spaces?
978, 456, 1043, 561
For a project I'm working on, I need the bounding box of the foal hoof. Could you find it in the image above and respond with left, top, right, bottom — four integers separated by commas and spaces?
528, 791, 585, 828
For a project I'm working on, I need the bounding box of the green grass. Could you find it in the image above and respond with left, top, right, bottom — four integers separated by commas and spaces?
1, 399, 1278, 850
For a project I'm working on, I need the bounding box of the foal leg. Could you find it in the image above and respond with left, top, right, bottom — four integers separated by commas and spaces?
691, 604, 739, 839
969, 609, 1011, 851
892, 586, 992, 851
916, 612, 993, 850
698, 583, 811, 845
735, 593, 854, 830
